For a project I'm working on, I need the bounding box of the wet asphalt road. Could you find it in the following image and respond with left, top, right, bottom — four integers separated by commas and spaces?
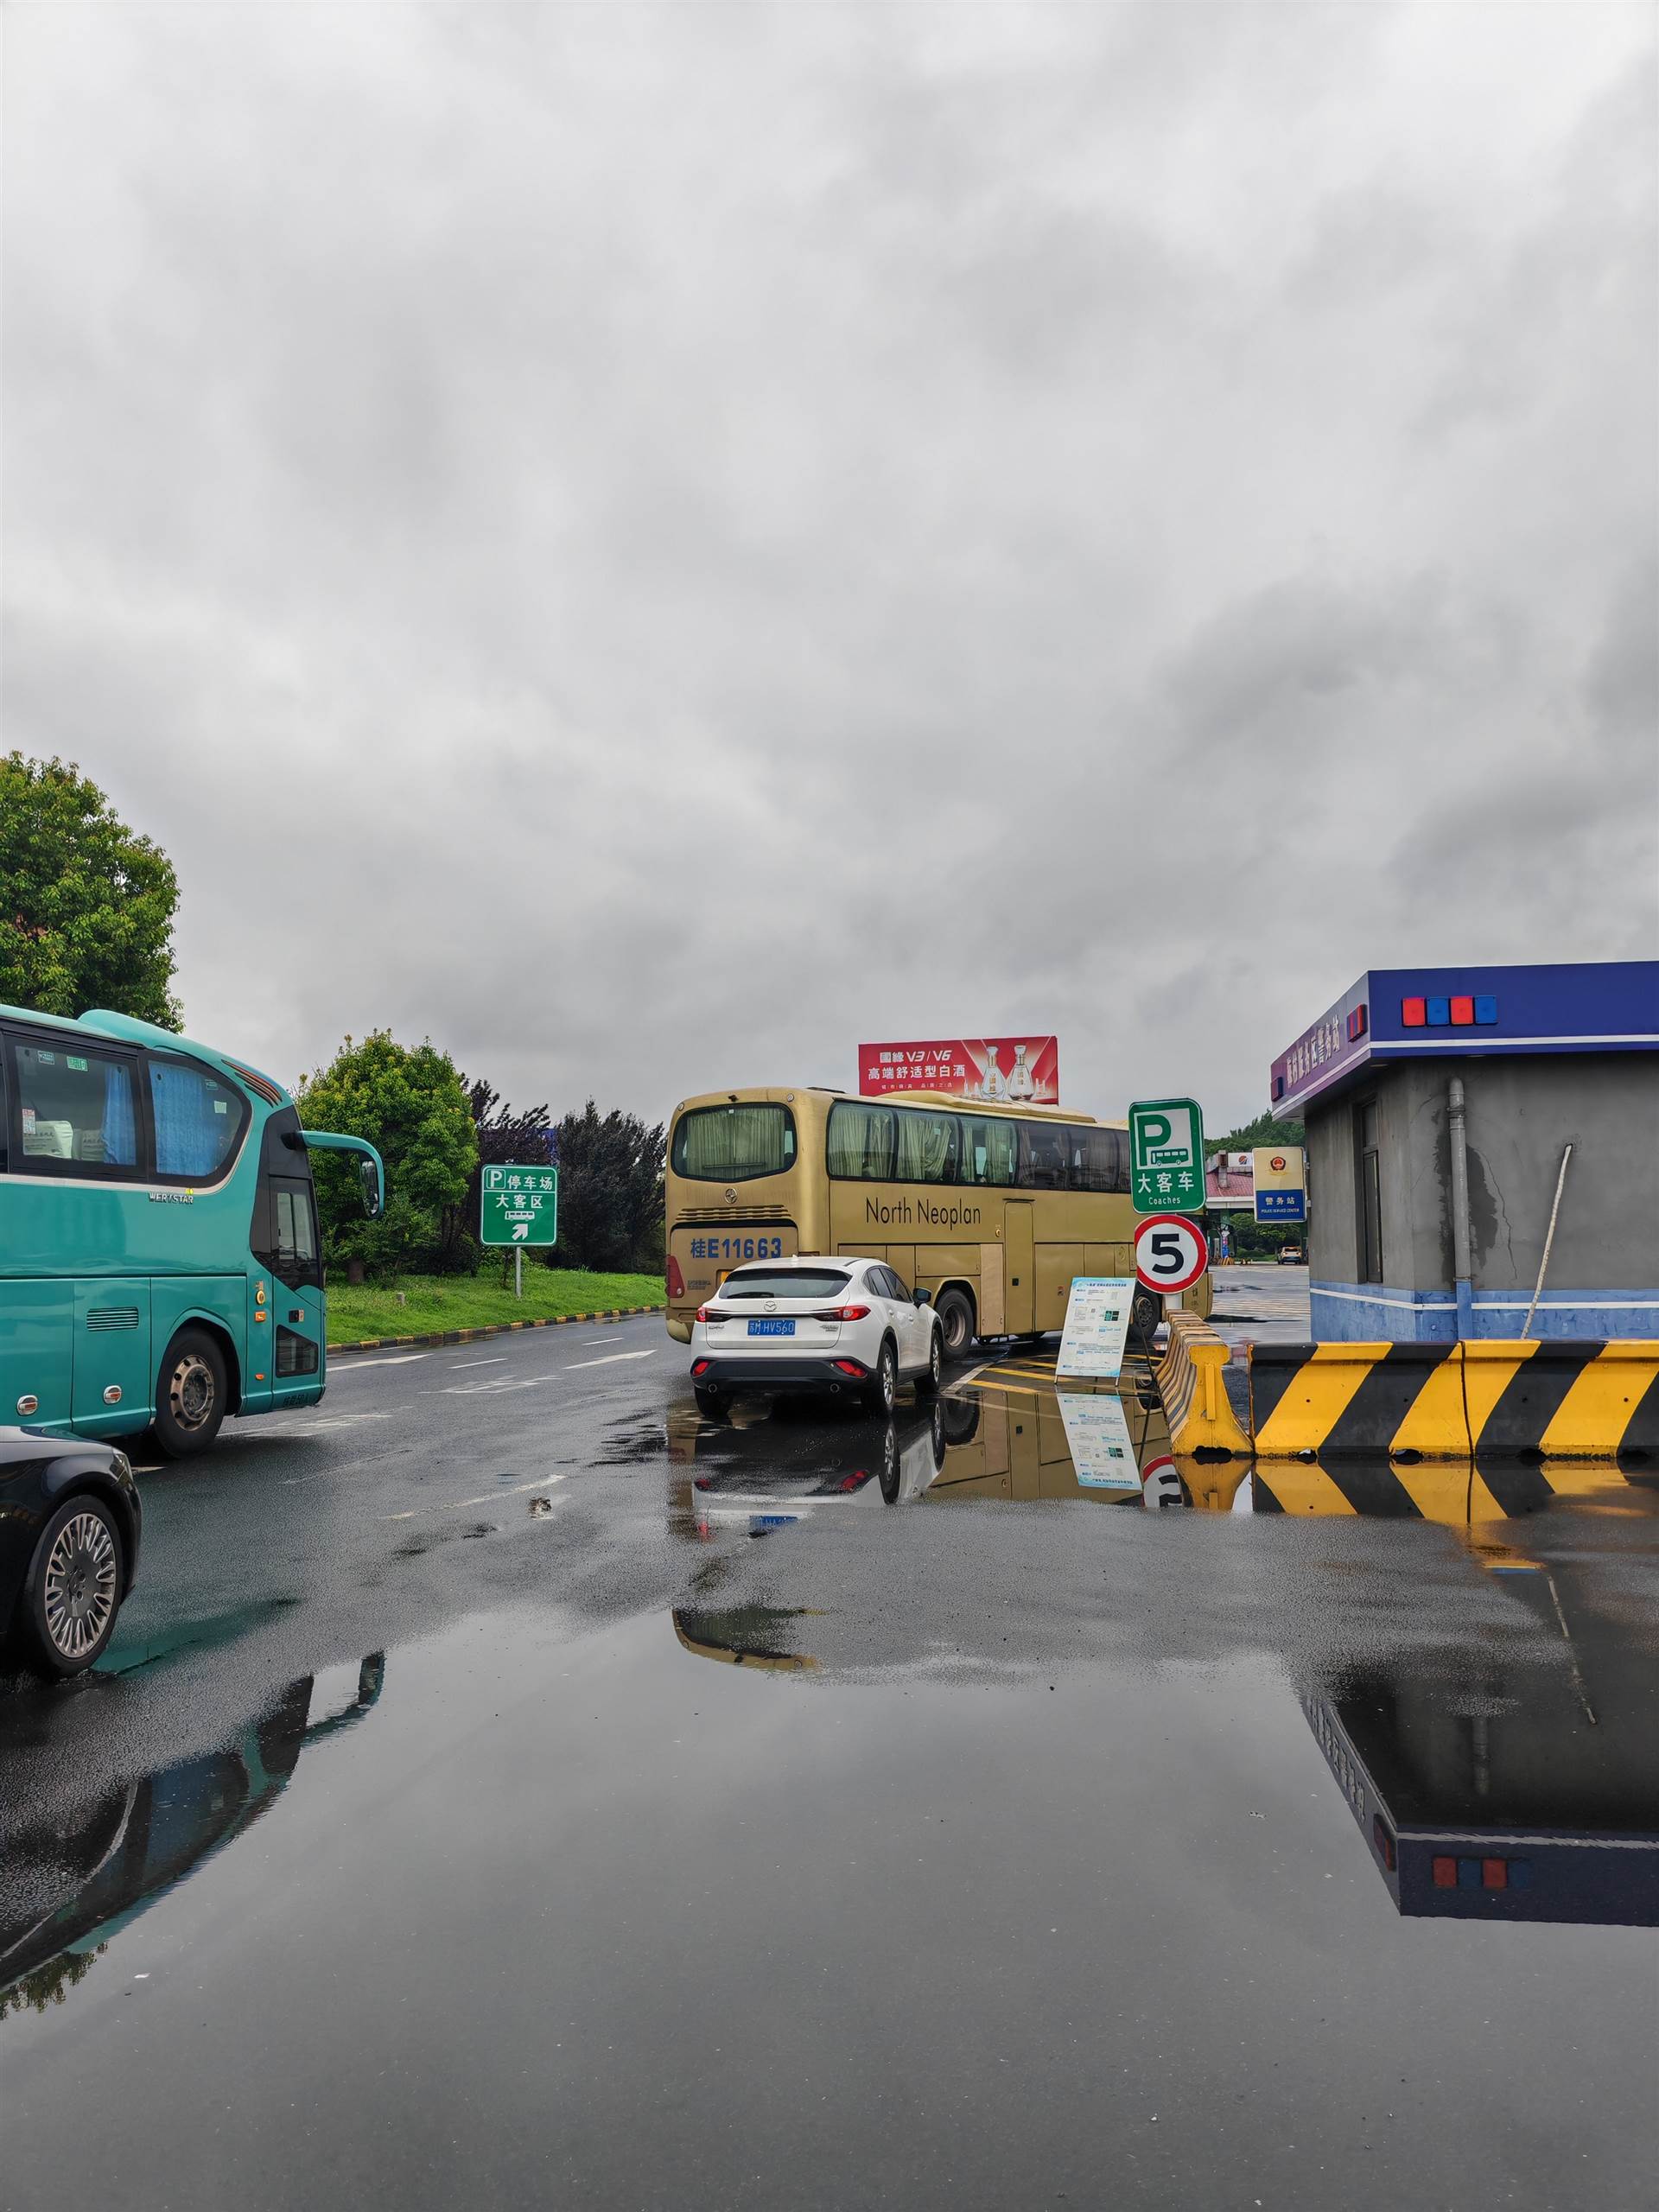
3, 1311, 1657, 2212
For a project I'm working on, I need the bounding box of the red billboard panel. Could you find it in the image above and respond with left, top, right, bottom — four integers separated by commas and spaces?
858, 1037, 1059, 1105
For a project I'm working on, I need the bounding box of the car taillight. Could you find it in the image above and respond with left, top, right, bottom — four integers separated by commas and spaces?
666, 1255, 685, 1300
696, 1306, 715, 1324
831, 1358, 867, 1377
814, 1304, 871, 1322
691, 1357, 712, 1376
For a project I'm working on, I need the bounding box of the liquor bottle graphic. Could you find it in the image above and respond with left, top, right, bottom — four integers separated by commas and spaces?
1007, 1043, 1034, 1101
978, 1046, 1007, 1102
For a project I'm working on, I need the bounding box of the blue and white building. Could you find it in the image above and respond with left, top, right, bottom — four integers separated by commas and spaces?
1271, 962, 1659, 1341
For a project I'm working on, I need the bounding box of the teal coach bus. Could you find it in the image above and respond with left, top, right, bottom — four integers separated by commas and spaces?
0, 1004, 384, 1454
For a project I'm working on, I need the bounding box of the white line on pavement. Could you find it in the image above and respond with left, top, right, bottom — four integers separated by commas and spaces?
331, 1353, 429, 1370
450, 1357, 507, 1369
564, 1350, 658, 1371
383, 1472, 568, 1519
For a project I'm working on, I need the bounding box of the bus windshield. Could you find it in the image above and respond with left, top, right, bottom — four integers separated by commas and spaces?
671, 1103, 796, 1182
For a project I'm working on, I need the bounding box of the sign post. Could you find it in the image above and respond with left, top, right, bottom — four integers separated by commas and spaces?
480, 1164, 560, 1296
1128, 1098, 1205, 1215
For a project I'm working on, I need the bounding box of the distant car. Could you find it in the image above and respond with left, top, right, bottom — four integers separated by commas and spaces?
690, 1255, 944, 1417
1277, 1245, 1304, 1265
2, 1429, 142, 1677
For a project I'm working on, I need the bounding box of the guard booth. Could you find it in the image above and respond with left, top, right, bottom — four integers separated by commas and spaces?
1270, 961, 1659, 1341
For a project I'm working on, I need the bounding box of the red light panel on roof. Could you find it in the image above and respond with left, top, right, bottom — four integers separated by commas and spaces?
1402, 998, 1427, 1027
1451, 995, 1475, 1027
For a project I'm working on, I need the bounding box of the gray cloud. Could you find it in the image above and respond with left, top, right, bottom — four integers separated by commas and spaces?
3, 4, 1654, 1133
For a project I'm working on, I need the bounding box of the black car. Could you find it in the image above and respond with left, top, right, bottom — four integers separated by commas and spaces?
1, 1430, 142, 1677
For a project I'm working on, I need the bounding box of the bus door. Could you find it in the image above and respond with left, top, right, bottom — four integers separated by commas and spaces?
251, 1112, 324, 1408
1004, 1201, 1035, 1333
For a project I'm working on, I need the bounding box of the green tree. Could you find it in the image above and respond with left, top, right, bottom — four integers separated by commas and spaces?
296, 1032, 477, 1275
0, 754, 181, 1026
548, 1101, 665, 1274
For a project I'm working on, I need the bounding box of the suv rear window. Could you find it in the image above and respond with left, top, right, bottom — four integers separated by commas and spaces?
672, 1103, 796, 1182
718, 1268, 849, 1300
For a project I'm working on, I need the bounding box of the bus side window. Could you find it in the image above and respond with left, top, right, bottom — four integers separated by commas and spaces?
10, 1038, 142, 1176
0, 1038, 8, 1174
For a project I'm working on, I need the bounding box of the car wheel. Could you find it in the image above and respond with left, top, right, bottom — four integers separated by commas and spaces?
153, 1327, 228, 1458
17, 1495, 124, 1677
864, 1339, 897, 1416
915, 1325, 943, 1398
933, 1288, 975, 1359
693, 1382, 730, 1420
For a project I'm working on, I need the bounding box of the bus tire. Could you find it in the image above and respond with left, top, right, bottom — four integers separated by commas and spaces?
154, 1328, 228, 1458
1128, 1287, 1161, 1355
934, 1288, 975, 1360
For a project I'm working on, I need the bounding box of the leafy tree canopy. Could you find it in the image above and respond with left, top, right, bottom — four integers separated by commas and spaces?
435, 1076, 557, 1272
550, 1100, 665, 1274
1211, 1109, 1305, 1154
296, 1032, 477, 1273
0, 753, 181, 1027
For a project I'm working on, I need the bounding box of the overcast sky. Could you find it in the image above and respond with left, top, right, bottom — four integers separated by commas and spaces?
5, 4, 1655, 1133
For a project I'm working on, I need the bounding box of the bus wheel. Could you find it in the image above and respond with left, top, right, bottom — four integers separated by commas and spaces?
154, 1329, 227, 1457
934, 1289, 975, 1360
1128, 1287, 1161, 1356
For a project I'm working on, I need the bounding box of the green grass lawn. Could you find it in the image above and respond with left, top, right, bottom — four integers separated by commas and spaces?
326, 1269, 666, 1344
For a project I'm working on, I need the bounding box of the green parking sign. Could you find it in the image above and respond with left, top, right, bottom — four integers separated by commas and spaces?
1128, 1098, 1205, 1215
480, 1163, 559, 1247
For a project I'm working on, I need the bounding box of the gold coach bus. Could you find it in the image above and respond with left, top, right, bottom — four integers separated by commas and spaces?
664, 1086, 1211, 1356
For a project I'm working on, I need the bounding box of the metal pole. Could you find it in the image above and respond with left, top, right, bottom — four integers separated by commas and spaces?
515, 1243, 523, 1300
1447, 1077, 1473, 1340
1521, 1143, 1573, 1340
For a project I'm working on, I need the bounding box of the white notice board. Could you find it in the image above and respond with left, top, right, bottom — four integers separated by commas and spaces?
1055, 1275, 1135, 1381
1055, 1390, 1140, 1488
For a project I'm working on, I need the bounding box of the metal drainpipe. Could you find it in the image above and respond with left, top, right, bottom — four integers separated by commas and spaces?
1448, 1077, 1474, 1340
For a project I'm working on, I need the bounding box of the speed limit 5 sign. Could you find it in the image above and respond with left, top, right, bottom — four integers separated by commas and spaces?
1133, 1213, 1208, 1295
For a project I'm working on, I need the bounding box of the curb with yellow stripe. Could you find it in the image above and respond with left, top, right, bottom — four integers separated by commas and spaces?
1155, 1313, 1253, 1459
1248, 1340, 1659, 1462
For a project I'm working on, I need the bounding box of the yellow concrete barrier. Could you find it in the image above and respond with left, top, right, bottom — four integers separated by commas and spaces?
1156, 1312, 1252, 1460
1248, 1339, 1659, 1462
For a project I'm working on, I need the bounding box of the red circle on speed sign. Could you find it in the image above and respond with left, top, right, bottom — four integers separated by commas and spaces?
1134, 1213, 1208, 1294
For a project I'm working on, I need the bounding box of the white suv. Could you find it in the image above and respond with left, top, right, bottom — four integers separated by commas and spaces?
689, 1255, 944, 1418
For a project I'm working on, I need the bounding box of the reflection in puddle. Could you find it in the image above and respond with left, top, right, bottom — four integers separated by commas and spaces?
0, 1656, 385, 2023
667, 1381, 1659, 1930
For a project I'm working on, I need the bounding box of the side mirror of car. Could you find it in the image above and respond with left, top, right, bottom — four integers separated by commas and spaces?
912, 1287, 930, 1306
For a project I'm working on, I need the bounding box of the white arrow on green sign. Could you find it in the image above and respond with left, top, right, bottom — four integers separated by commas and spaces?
480, 1163, 559, 1247
1128, 1097, 1205, 1216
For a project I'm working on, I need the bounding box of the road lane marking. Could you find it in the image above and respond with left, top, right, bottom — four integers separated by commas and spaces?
450, 1357, 507, 1369
564, 1350, 658, 1370
331, 1353, 429, 1370
383, 1473, 568, 1518
286, 1410, 395, 1433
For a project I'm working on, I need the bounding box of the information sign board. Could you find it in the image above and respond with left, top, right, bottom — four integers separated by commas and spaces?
1055, 1275, 1135, 1381
1253, 1147, 1307, 1224
1055, 1390, 1140, 1488
1128, 1098, 1205, 1214
480, 1163, 559, 1247
859, 1036, 1059, 1103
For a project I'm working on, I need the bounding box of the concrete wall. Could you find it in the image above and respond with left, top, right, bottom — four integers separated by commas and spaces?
1307, 1052, 1659, 1339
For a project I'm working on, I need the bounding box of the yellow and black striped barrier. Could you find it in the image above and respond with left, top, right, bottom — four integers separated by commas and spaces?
1248, 1340, 1659, 1463
1155, 1313, 1253, 1460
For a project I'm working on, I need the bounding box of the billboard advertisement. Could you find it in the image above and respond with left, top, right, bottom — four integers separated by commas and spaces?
858, 1037, 1059, 1104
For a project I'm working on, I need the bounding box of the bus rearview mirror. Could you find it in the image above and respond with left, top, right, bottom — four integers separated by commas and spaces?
358, 1157, 384, 1219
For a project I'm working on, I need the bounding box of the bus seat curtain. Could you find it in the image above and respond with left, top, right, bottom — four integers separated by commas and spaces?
99, 1064, 138, 1167
149, 1060, 223, 1177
